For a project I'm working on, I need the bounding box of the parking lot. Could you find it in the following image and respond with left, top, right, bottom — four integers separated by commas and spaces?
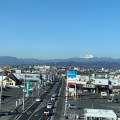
58, 92, 120, 119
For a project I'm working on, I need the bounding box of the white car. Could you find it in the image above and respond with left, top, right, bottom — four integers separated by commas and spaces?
51, 96, 55, 101
101, 92, 107, 97
52, 93, 57, 97
23, 88, 32, 92
47, 103, 53, 109
36, 98, 41, 102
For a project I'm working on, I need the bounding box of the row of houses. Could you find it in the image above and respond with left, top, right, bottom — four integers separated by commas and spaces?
0, 70, 51, 88
0, 65, 51, 87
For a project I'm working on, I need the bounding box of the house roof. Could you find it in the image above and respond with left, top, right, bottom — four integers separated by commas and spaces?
7, 72, 20, 85
84, 109, 117, 119
92, 78, 109, 80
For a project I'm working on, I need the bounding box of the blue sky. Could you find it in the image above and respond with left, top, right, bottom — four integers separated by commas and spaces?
0, 0, 120, 59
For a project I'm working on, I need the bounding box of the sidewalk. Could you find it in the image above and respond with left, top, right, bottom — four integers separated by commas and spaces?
0, 98, 35, 120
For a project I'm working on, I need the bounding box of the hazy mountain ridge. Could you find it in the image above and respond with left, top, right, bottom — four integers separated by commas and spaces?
0, 56, 120, 69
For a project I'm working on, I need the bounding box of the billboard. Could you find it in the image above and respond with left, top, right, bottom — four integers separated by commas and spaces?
26, 80, 30, 97
67, 70, 77, 86
67, 70, 76, 78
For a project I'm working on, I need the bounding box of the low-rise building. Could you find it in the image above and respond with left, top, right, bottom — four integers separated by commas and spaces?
0, 72, 21, 87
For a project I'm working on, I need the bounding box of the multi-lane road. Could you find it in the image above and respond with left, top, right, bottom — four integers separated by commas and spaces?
12, 77, 62, 120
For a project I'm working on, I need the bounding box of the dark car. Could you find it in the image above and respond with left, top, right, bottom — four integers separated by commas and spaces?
113, 98, 119, 103
44, 108, 50, 116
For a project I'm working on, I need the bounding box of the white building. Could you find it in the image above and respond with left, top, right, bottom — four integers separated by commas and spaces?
13, 73, 41, 81
84, 108, 117, 120
92, 78, 109, 85
0, 76, 6, 86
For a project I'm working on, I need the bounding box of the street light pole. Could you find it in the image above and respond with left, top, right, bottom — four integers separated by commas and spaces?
22, 74, 26, 111
0, 73, 3, 115
37, 82, 40, 96
75, 79, 77, 100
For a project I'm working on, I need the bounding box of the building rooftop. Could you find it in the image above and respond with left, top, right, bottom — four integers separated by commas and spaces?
84, 108, 117, 119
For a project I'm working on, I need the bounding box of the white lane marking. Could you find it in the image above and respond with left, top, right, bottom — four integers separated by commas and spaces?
39, 114, 44, 120
28, 85, 57, 120
35, 113, 38, 116
27, 111, 32, 114
28, 111, 39, 120
16, 100, 36, 120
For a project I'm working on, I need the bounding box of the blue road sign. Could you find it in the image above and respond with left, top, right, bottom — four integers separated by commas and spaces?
67, 70, 76, 78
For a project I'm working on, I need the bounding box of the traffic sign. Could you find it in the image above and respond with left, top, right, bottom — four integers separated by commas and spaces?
67, 70, 76, 78
26, 80, 30, 95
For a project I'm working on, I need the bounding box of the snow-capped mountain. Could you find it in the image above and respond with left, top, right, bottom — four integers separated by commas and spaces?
0, 55, 120, 66
80, 54, 94, 59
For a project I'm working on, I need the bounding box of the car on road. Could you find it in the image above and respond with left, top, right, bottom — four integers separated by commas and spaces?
47, 103, 53, 109
107, 99, 112, 102
52, 93, 57, 97
108, 98, 119, 103
45, 90, 49, 93
44, 108, 50, 116
36, 98, 42, 102
51, 96, 56, 101
68, 104, 79, 109
114, 98, 119, 103
23, 88, 32, 93
100, 92, 107, 97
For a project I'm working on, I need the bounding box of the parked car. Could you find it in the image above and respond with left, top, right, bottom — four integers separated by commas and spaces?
101, 92, 107, 97
68, 104, 79, 109
47, 103, 53, 109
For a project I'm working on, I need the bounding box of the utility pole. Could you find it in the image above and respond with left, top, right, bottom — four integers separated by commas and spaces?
74, 78, 77, 100
22, 74, 26, 111
37, 82, 40, 96
0, 73, 3, 116
37, 71, 42, 97
65, 79, 68, 116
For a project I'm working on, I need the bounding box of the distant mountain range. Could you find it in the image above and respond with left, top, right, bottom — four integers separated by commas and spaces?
0, 56, 120, 69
